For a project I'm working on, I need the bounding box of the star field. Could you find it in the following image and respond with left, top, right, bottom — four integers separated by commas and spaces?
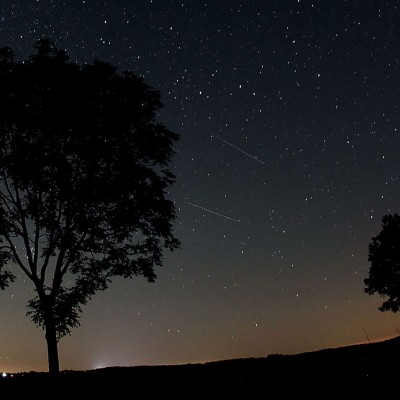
0, 0, 400, 372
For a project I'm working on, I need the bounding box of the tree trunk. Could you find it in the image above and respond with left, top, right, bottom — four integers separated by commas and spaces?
45, 314, 60, 374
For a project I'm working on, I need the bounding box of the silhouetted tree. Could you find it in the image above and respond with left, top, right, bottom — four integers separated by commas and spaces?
365, 214, 400, 312
0, 39, 180, 373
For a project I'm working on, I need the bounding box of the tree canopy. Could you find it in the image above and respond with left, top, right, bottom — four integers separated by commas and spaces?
0, 39, 180, 372
364, 213, 400, 312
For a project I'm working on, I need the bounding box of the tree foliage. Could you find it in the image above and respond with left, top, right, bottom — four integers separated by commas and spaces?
0, 39, 180, 346
364, 213, 400, 312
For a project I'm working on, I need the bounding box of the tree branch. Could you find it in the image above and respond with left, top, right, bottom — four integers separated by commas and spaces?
0, 178, 22, 226
0, 189, 14, 210
3, 174, 16, 204
14, 185, 36, 276
61, 231, 88, 275
3, 234, 33, 280
33, 190, 42, 268
40, 200, 63, 284
51, 212, 73, 295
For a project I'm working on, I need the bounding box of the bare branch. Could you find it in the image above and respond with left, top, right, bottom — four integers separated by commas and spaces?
3, 174, 16, 204
14, 185, 36, 276
0, 187, 14, 205
3, 234, 33, 280
51, 213, 74, 295
33, 191, 42, 267
40, 200, 63, 283
0, 179, 22, 225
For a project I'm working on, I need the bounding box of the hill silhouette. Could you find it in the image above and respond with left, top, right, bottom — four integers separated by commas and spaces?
1, 336, 399, 397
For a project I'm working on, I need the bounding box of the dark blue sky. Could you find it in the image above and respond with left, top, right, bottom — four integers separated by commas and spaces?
0, 0, 400, 371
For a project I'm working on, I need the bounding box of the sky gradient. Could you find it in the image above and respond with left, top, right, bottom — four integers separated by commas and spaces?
0, 0, 400, 372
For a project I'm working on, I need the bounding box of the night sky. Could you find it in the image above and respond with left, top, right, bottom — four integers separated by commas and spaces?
1, 0, 400, 372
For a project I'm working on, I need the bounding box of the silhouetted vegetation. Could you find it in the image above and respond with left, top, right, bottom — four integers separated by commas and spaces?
365, 214, 400, 312
0, 39, 180, 373
0, 336, 399, 397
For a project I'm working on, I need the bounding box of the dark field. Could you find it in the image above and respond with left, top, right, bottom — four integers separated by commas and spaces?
1, 336, 399, 397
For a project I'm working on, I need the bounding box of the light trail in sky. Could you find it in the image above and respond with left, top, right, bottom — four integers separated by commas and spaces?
185, 201, 240, 223
212, 135, 265, 165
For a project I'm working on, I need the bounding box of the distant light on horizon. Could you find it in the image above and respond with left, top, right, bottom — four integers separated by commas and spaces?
93, 362, 110, 370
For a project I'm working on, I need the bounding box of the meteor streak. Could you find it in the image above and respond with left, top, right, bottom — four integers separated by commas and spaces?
212, 135, 265, 165
185, 201, 240, 223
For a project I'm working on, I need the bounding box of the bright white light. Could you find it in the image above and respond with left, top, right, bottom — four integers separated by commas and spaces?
1, 372, 7, 378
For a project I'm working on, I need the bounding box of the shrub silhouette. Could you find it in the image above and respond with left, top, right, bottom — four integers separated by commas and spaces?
365, 213, 400, 312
